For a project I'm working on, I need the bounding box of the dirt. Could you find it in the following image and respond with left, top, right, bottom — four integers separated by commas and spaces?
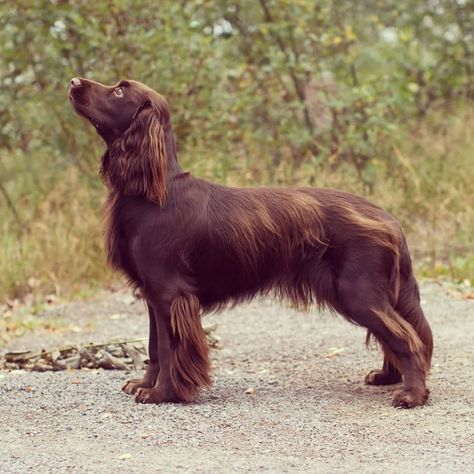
0, 281, 473, 473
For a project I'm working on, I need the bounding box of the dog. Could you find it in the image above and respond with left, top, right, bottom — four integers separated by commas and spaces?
68, 77, 433, 408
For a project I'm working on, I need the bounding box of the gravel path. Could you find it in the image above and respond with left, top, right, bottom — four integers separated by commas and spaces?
1, 282, 473, 473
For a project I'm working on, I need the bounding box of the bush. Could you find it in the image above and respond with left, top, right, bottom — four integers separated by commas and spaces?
0, 1, 472, 301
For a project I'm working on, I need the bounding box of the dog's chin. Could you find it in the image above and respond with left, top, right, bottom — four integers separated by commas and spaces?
81, 114, 102, 133
69, 98, 102, 133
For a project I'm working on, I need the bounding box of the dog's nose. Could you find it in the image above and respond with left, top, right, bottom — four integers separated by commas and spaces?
70, 77, 81, 88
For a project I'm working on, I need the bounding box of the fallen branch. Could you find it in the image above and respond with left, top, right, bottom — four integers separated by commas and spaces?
1, 325, 220, 371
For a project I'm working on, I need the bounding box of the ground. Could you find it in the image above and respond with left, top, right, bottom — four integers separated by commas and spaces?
0, 281, 473, 473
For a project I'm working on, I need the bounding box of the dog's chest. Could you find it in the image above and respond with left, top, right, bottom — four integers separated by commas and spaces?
103, 195, 143, 279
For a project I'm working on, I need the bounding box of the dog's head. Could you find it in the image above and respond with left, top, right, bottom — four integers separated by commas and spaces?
68, 78, 171, 205
68, 77, 169, 145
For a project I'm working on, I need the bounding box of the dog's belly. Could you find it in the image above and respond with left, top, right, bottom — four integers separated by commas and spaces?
190, 245, 329, 311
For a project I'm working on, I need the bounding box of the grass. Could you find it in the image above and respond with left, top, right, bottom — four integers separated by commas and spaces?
0, 107, 472, 306
0, 302, 66, 346
0, 167, 114, 302
386, 107, 474, 281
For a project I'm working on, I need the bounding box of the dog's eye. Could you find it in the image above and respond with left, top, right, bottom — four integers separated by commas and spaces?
114, 87, 124, 97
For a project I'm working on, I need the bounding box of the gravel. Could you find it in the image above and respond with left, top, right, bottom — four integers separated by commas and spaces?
0, 281, 473, 473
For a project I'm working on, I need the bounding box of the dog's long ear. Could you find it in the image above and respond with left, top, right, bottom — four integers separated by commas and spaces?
102, 101, 168, 206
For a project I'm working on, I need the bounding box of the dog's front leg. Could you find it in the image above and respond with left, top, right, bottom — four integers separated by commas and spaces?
122, 303, 160, 395
134, 293, 211, 404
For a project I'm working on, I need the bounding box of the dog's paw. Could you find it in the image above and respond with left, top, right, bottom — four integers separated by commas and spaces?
365, 369, 402, 386
392, 388, 429, 408
134, 387, 179, 404
122, 378, 153, 395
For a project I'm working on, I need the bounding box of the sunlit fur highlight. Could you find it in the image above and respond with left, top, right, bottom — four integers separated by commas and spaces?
373, 308, 424, 354
210, 189, 326, 277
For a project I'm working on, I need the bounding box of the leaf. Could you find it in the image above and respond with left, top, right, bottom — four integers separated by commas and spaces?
324, 347, 345, 358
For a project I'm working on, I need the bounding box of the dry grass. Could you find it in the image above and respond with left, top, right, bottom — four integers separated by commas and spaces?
379, 107, 474, 280
0, 168, 113, 302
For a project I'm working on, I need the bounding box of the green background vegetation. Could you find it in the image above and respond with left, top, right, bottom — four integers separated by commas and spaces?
0, 0, 473, 303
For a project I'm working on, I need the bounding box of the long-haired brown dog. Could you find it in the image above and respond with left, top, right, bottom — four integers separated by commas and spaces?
68, 77, 433, 408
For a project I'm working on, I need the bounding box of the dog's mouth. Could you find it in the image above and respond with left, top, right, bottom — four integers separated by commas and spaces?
78, 110, 102, 130
69, 93, 101, 130
87, 115, 101, 130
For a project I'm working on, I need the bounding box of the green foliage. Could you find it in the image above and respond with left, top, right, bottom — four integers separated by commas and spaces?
0, 0, 473, 300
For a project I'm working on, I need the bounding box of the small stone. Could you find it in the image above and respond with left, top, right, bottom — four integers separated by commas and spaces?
109, 313, 126, 320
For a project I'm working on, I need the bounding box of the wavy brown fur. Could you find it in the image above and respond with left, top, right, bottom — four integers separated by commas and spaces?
170, 294, 211, 401
68, 77, 434, 408
101, 101, 169, 206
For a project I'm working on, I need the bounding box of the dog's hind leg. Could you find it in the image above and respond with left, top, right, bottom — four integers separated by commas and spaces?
335, 272, 429, 408
396, 275, 433, 372
366, 263, 432, 390
372, 305, 429, 408
365, 353, 402, 385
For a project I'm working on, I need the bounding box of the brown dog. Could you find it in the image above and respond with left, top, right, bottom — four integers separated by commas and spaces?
68, 77, 433, 408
